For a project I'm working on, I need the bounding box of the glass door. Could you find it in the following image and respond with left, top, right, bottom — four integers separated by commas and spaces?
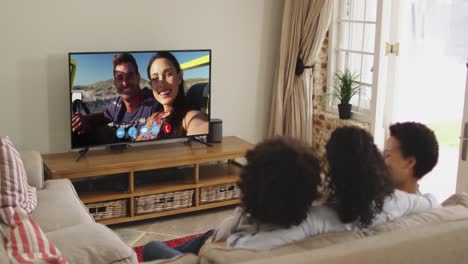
456, 61, 468, 193
385, 0, 468, 201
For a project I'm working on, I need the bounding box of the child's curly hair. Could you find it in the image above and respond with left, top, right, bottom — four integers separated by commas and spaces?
325, 126, 394, 227
239, 137, 322, 228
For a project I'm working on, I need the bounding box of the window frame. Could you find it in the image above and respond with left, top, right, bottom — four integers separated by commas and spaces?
327, 0, 379, 123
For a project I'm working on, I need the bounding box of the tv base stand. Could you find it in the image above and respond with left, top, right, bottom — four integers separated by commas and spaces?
184, 136, 213, 147
42, 136, 252, 225
75, 147, 89, 162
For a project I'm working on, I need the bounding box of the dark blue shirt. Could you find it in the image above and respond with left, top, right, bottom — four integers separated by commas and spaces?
104, 88, 160, 141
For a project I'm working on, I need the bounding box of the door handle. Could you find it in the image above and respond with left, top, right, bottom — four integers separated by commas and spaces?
461, 122, 468, 161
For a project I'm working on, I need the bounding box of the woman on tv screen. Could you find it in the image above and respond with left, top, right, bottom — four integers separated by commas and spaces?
136, 51, 208, 141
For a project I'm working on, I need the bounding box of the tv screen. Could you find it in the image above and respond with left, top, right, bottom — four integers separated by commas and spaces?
69, 50, 211, 149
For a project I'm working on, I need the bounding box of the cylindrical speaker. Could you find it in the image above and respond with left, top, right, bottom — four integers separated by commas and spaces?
208, 118, 222, 143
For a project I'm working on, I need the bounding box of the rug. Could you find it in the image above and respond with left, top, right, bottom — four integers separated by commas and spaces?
133, 233, 203, 262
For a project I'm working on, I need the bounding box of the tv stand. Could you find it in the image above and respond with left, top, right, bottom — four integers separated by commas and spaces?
75, 147, 89, 162
184, 136, 213, 147
42, 136, 252, 225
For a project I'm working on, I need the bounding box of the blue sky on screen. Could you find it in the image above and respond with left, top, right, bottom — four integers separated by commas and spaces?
71, 50, 210, 86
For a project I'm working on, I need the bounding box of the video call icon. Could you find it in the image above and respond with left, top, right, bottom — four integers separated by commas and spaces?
163, 123, 172, 135
128, 127, 137, 139
151, 124, 160, 135
163, 123, 172, 134
140, 125, 149, 137
116, 128, 125, 139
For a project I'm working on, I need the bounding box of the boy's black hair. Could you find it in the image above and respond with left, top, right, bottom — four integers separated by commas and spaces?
389, 122, 439, 179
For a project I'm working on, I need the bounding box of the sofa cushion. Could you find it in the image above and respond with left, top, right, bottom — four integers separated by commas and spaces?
240, 220, 468, 264
46, 223, 137, 264
200, 230, 365, 264
364, 204, 468, 235
201, 193, 468, 264
19, 150, 45, 190
30, 179, 94, 233
0, 207, 67, 264
142, 254, 199, 264
363, 192, 468, 235
0, 136, 37, 213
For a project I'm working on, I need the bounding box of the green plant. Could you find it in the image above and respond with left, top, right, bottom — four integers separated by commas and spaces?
330, 68, 361, 105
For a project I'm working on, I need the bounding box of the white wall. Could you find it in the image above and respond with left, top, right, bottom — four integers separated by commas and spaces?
0, 0, 284, 153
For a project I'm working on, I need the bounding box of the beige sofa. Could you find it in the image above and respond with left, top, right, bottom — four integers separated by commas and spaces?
151, 193, 468, 264
4, 150, 468, 264
0, 150, 138, 264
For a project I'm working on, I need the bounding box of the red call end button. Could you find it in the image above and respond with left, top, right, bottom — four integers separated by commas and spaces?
163, 122, 172, 135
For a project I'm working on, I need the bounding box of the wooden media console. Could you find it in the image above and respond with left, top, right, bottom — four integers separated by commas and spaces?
42, 136, 253, 225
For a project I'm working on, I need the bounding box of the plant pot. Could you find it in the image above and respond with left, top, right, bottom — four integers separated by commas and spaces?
338, 103, 352, 119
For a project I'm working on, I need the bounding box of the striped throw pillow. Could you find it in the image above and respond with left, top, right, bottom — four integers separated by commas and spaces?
0, 136, 37, 214
0, 207, 67, 264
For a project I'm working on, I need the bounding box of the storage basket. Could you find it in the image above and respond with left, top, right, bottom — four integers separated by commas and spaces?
135, 189, 194, 215
86, 199, 128, 220
200, 183, 240, 204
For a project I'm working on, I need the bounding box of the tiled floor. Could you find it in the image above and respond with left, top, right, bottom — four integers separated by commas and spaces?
109, 206, 236, 247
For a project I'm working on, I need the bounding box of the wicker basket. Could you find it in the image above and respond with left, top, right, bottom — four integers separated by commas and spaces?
135, 190, 194, 215
86, 199, 128, 220
200, 183, 240, 204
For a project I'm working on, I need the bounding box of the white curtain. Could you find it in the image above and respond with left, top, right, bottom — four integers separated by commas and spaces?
268, 0, 333, 144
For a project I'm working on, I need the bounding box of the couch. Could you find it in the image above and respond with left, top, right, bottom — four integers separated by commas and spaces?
0, 150, 138, 264
4, 150, 468, 264
150, 193, 468, 264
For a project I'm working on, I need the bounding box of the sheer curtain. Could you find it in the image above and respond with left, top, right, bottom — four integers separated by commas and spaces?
268, 0, 333, 144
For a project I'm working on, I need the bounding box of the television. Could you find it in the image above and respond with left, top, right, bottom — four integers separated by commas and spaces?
69, 50, 211, 149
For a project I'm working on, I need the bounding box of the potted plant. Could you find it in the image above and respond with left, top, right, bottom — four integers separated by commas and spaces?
330, 68, 361, 119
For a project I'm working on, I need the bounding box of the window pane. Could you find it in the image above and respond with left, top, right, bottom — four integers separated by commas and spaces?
338, 21, 350, 49
345, 52, 362, 76
350, 0, 366, 20
335, 50, 346, 73
349, 94, 360, 108
335, 50, 349, 74
339, 22, 365, 51
363, 24, 375, 53
350, 85, 371, 112
365, 0, 377, 22
360, 86, 371, 111
360, 54, 374, 84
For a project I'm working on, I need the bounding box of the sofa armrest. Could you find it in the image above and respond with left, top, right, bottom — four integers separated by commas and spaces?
46, 223, 138, 264
19, 150, 44, 190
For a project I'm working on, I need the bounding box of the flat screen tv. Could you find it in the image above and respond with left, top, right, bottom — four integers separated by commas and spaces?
69, 50, 211, 149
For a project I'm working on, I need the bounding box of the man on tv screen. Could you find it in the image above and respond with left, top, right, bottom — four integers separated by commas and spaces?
71, 52, 159, 146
